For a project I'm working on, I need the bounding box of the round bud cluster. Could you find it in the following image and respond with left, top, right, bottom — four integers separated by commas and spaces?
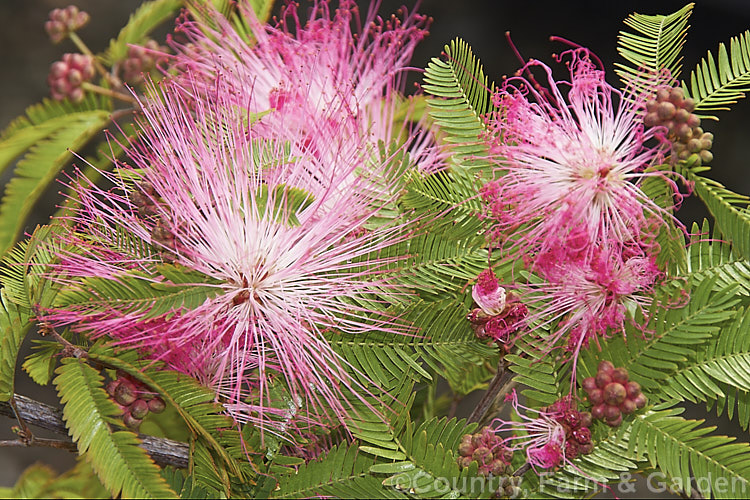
582, 361, 647, 427
643, 87, 713, 164
492, 476, 522, 499
47, 53, 95, 102
121, 40, 169, 85
467, 300, 528, 347
540, 399, 594, 460
457, 427, 514, 477
106, 371, 166, 432
45, 5, 90, 44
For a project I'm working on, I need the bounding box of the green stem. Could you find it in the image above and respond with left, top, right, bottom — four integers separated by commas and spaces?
81, 82, 138, 105
68, 32, 111, 81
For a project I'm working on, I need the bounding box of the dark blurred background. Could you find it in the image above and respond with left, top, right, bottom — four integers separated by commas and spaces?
1, 0, 749, 495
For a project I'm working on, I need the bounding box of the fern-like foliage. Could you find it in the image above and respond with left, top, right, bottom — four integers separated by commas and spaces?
0, 290, 31, 402
103, 0, 182, 63
578, 277, 741, 395
0, 93, 111, 142
615, 3, 694, 93
160, 468, 212, 500
0, 462, 108, 499
377, 417, 480, 498
273, 444, 404, 499
0, 110, 111, 256
678, 157, 750, 260
683, 30, 750, 120
507, 339, 571, 407
0, 225, 67, 399
662, 307, 750, 426
623, 409, 750, 499
401, 167, 485, 240
22, 340, 61, 387
54, 265, 222, 320
54, 359, 178, 498
275, 412, 478, 498
686, 219, 750, 297
422, 38, 495, 172
86, 344, 256, 495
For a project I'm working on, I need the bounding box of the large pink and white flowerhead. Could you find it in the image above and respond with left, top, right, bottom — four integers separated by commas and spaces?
483, 49, 671, 260
44, 71, 418, 431
170, 0, 439, 176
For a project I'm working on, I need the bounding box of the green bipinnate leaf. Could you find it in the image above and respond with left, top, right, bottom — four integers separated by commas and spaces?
678, 156, 750, 260
0, 110, 111, 257
103, 0, 182, 63
423, 37, 494, 171
54, 359, 178, 499
615, 3, 693, 93
683, 30, 750, 120
0, 289, 31, 401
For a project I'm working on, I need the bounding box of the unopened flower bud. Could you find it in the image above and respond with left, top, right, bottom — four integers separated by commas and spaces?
106, 380, 121, 397
597, 361, 614, 374
595, 371, 612, 388
620, 398, 637, 414
674, 108, 690, 123
657, 101, 676, 120
591, 403, 606, 420
147, 397, 166, 413
611, 367, 629, 384
632, 393, 648, 409
122, 411, 143, 431
669, 87, 684, 104
472, 269, 506, 316
604, 404, 620, 420
625, 381, 641, 398
45, 5, 90, 43
579, 411, 592, 428
582, 377, 597, 392
114, 380, 137, 406
643, 112, 659, 128
605, 413, 623, 427
588, 388, 604, 404
655, 88, 670, 102
47, 53, 95, 102
472, 446, 492, 464
130, 399, 149, 419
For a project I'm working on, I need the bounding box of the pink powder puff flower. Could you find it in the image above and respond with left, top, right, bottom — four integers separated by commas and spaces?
44, 73, 417, 432
522, 241, 659, 379
169, 0, 440, 175
492, 390, 568, 470
483, 48, 672, 260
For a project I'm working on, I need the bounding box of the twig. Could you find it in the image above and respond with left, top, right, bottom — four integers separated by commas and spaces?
81, 82, 139, 105
0, 437, 77, 451
9, 395, 32, 443
0, 393, 189, 468
513, 462, 531, 477
38, 323, 88, 359
468, 358, 512, 424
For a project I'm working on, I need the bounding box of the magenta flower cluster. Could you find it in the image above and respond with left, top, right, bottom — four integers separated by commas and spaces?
470, 49, 675, 469
46, 0, 436, 432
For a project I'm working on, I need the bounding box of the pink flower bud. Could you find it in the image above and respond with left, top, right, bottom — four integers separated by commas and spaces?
472, 269, 506, 316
